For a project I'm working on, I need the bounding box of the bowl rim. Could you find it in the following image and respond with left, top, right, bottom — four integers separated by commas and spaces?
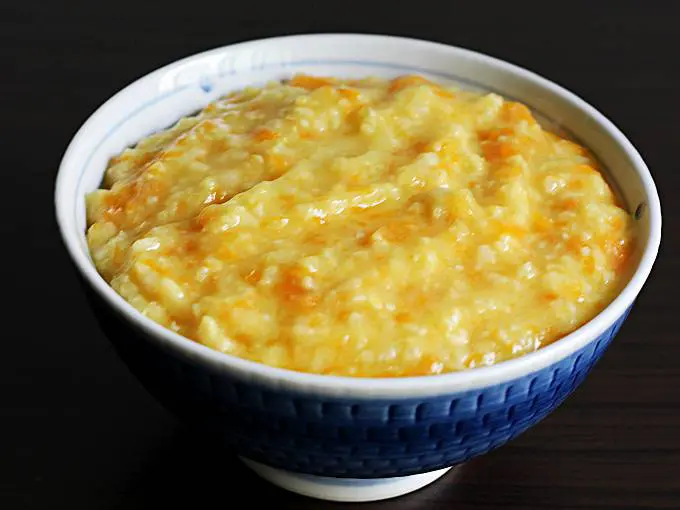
55, 33, 662, 398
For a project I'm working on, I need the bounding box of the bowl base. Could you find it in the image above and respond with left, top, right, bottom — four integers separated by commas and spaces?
240, 457, 454, 502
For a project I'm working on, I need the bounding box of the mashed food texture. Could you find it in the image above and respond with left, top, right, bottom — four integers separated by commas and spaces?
86, 74, 634, 376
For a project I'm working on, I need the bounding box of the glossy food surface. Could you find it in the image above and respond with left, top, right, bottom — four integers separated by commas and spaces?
85, 74, 634, 376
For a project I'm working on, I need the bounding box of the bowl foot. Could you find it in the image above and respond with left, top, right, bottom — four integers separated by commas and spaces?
240, 457, 454, 502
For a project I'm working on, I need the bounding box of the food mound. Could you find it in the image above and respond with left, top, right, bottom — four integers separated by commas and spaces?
85, 74, 634, 377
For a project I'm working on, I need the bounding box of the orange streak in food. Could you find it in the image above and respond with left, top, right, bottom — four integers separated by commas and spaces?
184, 239, 199, 254
482, 141, 517, 161
566, 237, 582, 253
276, 266, 318, 309
478, 127, 514, 142
412, 141, 430, 153
253, 128, 279, 142
338, 88, 359, 100
289, 75, 334, 89
502, 102, 536, 124
560, 198, 580, 211
434, 87, 455, 99
244, 268, 262, 285
388, 75, 431, 94
574, 164, 597, 174
395, 312, 411, 323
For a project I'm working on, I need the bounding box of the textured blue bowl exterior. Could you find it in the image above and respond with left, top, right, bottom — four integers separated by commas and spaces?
86, 284, 629, 478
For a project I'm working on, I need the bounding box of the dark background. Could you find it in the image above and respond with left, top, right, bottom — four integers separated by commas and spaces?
4, 1, 679, 508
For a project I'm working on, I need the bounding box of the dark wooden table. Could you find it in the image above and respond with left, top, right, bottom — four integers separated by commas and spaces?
4, 1, 679, 508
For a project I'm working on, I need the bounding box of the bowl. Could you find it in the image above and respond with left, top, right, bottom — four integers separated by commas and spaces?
55, 34, 661, 502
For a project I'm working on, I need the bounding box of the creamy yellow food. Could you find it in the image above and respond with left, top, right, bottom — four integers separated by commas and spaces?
85, 74, 634, 377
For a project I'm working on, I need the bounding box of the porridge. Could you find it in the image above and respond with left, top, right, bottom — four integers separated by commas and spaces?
85, 74, 634, 376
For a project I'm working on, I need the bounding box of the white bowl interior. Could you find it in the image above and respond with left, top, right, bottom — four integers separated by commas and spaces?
56, 34, 660, 398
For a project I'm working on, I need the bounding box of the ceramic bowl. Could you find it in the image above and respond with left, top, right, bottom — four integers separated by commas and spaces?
55, 34, 661, 502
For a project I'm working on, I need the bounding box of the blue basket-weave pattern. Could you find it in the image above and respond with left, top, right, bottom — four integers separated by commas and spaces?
87, 285, 628, 478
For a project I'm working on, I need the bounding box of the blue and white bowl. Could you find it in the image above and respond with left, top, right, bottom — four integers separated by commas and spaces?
55, 34, 661, 502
